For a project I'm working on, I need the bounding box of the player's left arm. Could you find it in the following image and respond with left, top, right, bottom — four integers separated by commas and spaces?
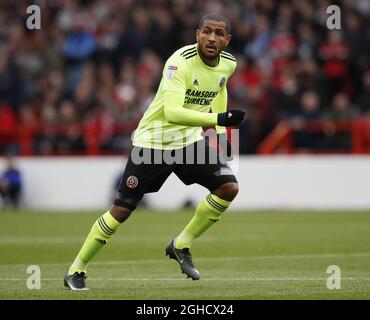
212, 85, 228, 135
211, 61, 238, 159
211, 85, 234, 159
211, 57, 239, 133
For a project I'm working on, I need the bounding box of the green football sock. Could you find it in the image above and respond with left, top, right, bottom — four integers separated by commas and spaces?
174, 194, 231, 249
68, 211, 120, 275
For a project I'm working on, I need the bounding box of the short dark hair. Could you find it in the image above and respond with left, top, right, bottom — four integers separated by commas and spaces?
199, 13, 230, 34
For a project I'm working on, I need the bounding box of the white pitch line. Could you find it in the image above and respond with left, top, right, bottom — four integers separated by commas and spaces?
1, 252, 370, 268
99, 252, 370, 264
0, 236, 172, 244
1, 277, 370, 282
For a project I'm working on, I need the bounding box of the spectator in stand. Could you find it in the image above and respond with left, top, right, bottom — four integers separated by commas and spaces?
325, 93, 358, 121
244, 14, 272, 66
296, 59, 324, 95
319, 30, 350, 103
288, 91, 324, 150
357, 69, 370, 115
56, 100, 85, 154
269, 22, 297, 86
271, 74, 301, 120
0, 0, 369, 155
35, 102, 58, 155
0, 36, 23, 109
0, 102, 18, 154
296, 22, 318, 61
63, 14, 97, 92
343, 10, 369, 92
323, 93, 358, 150
0, 154, 22, 210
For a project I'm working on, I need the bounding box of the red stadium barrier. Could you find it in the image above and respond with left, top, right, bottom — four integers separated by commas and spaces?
3, 119, 370, 156
12, 122, 138, 156
258, 118, 370, 155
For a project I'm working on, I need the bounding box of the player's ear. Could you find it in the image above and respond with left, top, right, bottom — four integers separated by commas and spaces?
225, 34, 232, 47
196, 29, 200, 42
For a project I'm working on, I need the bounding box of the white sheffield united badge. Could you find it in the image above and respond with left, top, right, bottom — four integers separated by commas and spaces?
167, 65, 178, 80
126, 175, 138, 189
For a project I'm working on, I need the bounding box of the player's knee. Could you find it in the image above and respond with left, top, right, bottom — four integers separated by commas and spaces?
224, 182, 239, 200
214, 182, 239, 201
109, 204, 132, 223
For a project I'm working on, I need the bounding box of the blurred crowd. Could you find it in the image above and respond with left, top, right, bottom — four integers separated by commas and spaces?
0, 0, 369, 155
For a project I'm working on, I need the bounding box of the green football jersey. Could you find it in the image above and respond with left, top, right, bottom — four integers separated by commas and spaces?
132, 43, 237, 150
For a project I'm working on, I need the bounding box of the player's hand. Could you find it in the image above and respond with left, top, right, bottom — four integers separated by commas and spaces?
217, 109, 246, 127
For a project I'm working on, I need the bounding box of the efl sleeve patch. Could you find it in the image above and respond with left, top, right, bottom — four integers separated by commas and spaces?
162, 56, 187, 92
167, 65, 178, 80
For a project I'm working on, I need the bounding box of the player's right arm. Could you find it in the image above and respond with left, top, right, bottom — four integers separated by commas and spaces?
164, 90, 218, 127
162, 55, 244, 127
162, 56, 218, 127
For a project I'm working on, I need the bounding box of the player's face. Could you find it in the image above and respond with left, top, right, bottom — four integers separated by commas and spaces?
196, 20, 231, 59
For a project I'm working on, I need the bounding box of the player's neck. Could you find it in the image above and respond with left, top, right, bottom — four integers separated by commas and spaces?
198, 49, 219, 67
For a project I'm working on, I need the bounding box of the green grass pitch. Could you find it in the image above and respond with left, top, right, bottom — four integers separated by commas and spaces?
0, 209, 369, 300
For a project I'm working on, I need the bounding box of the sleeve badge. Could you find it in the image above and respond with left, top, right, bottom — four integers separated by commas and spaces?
167, 65, 178, 80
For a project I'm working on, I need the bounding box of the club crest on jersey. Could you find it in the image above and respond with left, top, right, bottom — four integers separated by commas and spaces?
126, 175, 138, 189
167, 65, 178, 80
219, 76, 226, 87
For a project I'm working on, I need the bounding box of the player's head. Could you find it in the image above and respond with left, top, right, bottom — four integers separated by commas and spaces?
196, 13, 231, 60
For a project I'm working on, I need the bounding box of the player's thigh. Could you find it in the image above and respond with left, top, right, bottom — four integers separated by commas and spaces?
115, 147, 174, 209
175, 162, 237, 192
174, 139, 238, 192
